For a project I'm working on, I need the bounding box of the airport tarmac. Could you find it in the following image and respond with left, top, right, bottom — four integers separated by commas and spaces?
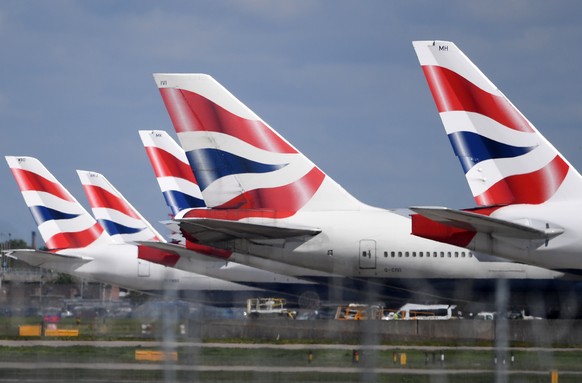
2, 339, 582, 352
0, 340, 580, 382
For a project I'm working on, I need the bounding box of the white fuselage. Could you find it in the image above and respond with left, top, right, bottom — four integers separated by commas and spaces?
52, 243, 260, 293
215, 207, 565, 280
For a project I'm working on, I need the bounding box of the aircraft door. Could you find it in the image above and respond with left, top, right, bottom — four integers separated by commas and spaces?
138, 259, 150, 277
359, 239, 377, 269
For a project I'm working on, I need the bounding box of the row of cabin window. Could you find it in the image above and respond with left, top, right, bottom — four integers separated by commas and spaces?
383, 251, 473, 258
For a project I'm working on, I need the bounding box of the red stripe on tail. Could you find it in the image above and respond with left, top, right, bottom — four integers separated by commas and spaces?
159, 88, 296, 153
144, 146, 198, 183
82, 185, 140, 219
475, 155, 569, 205
45, 223, 104, 250
183, 167, 325, 219
11, 168, 73, 202
422, 65, 533, 133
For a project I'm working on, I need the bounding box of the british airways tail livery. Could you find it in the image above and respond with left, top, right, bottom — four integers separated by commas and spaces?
413, 40, 582, 206
154, 74, 361, 213
5, 156, 261, 299
77, 170, 164, 243
411, 40, 582, 272
139, 130, 205, 216
6, 156, 109, 250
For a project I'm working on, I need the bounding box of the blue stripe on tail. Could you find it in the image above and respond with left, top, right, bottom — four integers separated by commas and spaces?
448, 131, 536, 173
186, 148, 287, 190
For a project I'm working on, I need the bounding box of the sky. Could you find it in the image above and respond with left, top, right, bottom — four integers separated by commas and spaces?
2, 0, 582, 246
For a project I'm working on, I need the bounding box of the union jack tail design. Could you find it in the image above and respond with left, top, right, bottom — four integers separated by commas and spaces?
139, 130, 205, 216
413, 40, 582, 206
6, 156, 108, 250
153, 73, 362, 218
77, 170, 164, 243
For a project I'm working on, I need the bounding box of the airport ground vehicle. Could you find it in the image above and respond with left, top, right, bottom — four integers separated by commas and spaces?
383, 303, 457, 320
245, 298, 296, 319
335, 303, 384, 320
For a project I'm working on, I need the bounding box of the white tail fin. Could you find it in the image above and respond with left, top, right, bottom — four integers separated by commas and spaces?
77, 170, 165, 243
413, 40, 582, 206
153, 73, 362, 216
5, 156, 109, 250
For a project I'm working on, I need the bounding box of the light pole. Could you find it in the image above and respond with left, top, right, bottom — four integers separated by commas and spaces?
0, 233, 11, 288
0, 233, 4, 287
3, 233, 10, 271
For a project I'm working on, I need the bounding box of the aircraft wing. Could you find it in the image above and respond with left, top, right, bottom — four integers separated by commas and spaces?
176, 218, 322, 243
6, 249, 93, 268
410, 206, 564, 240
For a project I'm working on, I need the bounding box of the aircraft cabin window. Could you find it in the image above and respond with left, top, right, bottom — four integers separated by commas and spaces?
447, 252, 451, 258
398, 252, 402, 258
433, 252, 437, 258
412, 252, 416, 257
461, 252, 466, 258
405, 252, 409, 257
440, 252, 444, 258
391, 251, 395, 258
419, 252, 423, 258
455, 252, 459, 258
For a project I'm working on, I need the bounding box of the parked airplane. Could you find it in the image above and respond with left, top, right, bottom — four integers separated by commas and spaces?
152, 73, 578, 312
5, 156, 262, 305
411, 40, 582, 274
77, 167, 331, 306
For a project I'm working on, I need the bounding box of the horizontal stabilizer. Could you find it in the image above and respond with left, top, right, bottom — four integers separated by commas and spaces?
410, 206, 563, 240
176, 218, 322, 243
137, 241, 229, 264
6, 249, 93, 268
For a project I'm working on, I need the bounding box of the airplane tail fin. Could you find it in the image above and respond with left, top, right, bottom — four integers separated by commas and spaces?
153, 73, 362, 216
77, 170, 165, 243
413, 40, 582, 206
6, 156, 108, 250
139, 130, 205, 216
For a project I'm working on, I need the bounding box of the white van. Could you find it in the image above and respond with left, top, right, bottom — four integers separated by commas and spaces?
384, 303, 457, 320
